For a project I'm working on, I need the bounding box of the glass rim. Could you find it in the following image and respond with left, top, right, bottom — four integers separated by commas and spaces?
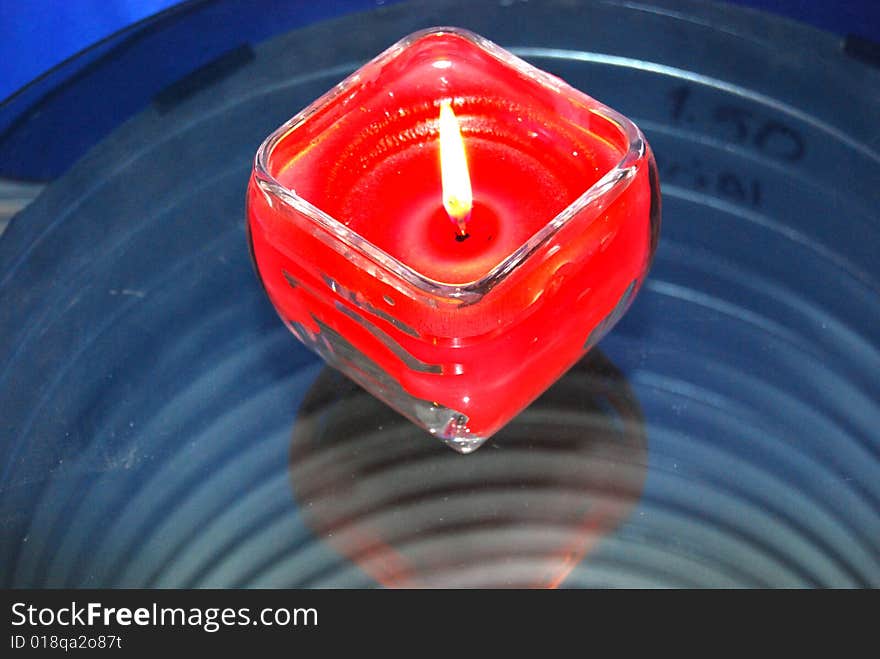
252, 26, 646, 301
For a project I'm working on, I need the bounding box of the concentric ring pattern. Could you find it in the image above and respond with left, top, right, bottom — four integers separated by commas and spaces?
0, 0, 878, 587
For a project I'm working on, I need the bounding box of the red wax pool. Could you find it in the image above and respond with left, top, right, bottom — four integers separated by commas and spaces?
247, 28, 660, 452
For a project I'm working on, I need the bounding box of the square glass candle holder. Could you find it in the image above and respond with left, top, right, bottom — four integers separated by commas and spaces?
247, 27, 660, 453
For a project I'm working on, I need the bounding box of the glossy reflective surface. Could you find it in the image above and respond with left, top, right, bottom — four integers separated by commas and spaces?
0, 0, 878, 587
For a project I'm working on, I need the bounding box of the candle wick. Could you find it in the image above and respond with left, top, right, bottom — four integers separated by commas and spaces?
453, 210, 471, 238
455, 232, 471, 243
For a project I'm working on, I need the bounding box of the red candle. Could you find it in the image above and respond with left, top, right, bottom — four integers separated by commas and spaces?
247, 28, 660, 452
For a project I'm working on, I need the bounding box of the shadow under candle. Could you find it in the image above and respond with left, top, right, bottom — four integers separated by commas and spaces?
288, 349, 648, 588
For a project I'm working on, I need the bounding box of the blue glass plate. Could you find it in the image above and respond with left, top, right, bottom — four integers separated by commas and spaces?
0, 0, 878, 587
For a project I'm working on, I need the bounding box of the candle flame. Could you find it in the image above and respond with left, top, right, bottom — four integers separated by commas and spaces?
439, 100, 472, 236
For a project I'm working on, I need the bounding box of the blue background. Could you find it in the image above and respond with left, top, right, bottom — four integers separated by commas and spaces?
1, 0, 879, 102
0, 0, 877, 589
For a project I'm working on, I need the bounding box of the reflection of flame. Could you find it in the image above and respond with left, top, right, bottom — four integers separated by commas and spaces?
289, 350, 647, 588
438, 99, 472, 236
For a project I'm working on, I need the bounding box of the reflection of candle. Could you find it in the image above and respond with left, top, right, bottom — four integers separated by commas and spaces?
248, 28, 660, 452
289, 351, 647, 589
